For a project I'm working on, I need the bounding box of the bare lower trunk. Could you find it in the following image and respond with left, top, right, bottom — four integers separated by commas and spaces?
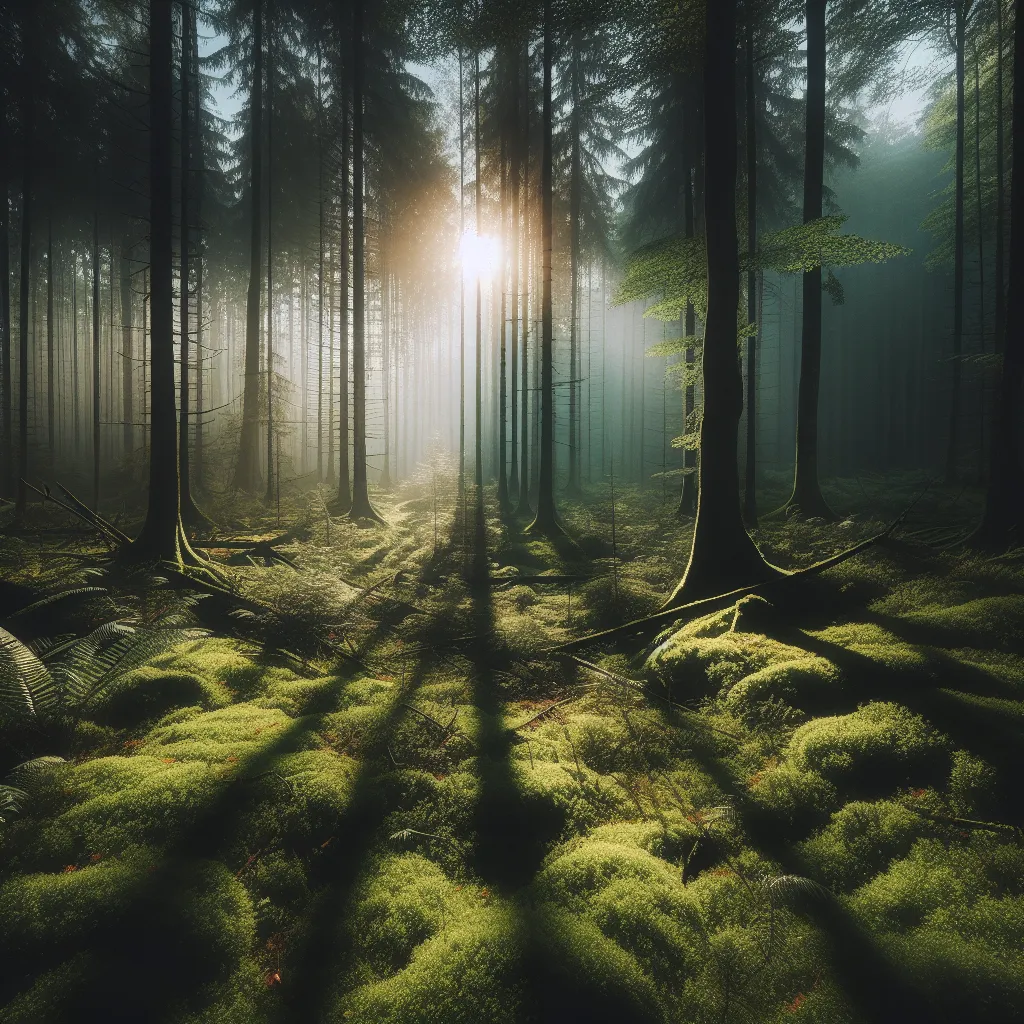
666, 0, 778, 606
233, 0, 263, 492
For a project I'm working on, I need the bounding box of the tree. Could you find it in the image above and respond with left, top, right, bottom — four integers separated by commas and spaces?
348, 0, 383, 523
122, 0, 202, 567
527, 0, 559, 534
179, 0, 206, 526
232, 0, 264, 493
664, 0, 782, 605
783, 0, 835, 521
972, 0, 1024, 547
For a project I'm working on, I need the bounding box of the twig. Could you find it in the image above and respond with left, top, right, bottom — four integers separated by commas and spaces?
511, 693, 587, 731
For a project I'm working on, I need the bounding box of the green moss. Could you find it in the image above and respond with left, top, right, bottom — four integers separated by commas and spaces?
258, 675, 339, 716
26, 757, 222, 863
752, 703, 950, 815
798, 800, 929, 890
0, 848, 151, 952
903, 595, 1024, 652
139, 704, 295, 764
337, 905, 665, 1024
646, 629, 804, 699
948, 749, 998, 817
577, 575, 661, 631
93, 667, 229, 728
347, 854, 475, 980
722, 656, 841, 724
336, 907, 525, 1024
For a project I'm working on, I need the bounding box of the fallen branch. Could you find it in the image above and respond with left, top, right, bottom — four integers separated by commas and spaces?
511, 692, 590, 731
56, 482, 133, 545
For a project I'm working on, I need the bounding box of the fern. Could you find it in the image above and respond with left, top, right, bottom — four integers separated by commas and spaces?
0, 757, 66, 824
0, 627, 57, 723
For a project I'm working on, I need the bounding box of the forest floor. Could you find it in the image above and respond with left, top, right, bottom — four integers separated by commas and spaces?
0, 472, 1022, 1024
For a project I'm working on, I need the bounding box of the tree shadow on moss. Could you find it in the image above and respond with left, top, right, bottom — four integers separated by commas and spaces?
467, 503, 662, 1024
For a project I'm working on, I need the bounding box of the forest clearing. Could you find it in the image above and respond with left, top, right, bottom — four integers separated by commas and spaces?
2, 0, 1024, 1021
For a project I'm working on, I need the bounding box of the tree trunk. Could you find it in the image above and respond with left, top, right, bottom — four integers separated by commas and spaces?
678, 165, 698, 517
123, 0, 199, 566
232, 0, 263, 492
121, 237, 133, 457
265, 0, 275, 504
179, 3, 203, 525
783, 0, 834, 519
497, 127, 510, 511
47, 218, 54, 457
15, 20, 34, 522
336, 90, 351, 510
510, 45, 521, 500
529, 0, 559, 533
192, 11, 204, 490
517, 40, 531, 515
567, 32, 581, 496
743, 18, 758, 525
349, 0, 381, 522
458, 44, 466, 499
665, 0, 779, 607
945, 4, 967, 485
0, 125, 10, 499
973, 0, 1024, 547
474, 45, 484, 497
92, 213, 100, 508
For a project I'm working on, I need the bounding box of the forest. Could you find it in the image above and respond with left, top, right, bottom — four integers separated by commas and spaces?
0, 0, 1023, 1020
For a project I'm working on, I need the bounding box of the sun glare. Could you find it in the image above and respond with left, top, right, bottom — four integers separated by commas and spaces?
459, 231, 500, 282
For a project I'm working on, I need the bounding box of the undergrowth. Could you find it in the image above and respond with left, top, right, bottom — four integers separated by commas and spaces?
0, 473, 1021, 1023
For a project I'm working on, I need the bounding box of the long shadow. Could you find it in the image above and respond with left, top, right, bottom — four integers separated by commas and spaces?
467, 501, 662, 1024
650, 695, 947, 1024
0, 520, 471, 1024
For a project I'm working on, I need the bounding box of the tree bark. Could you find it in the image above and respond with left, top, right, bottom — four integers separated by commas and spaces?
179, 3, 203, 525
665, 0, 780, 607
497, 126, 510, 511
517, 40, 531, 516
121, 237, 133, 457
232, 0, 263, 492
47, 218, 54, 457
336, 89, 352, 509
945, 3, 967, 485
743, 18, 758, 525
510, 44, 521, 500
567, 31, 581, 496
784, 0, 835, 520
0, 120, 10, 499
15, 14, 35, 522
123, 0, 200, 566
265, 0, 275, 504
348, 0, 381, 522
973, 0, 1024, 547
474, 44, 483, 498
529, 0, 559, 533
92, 213, 100, 508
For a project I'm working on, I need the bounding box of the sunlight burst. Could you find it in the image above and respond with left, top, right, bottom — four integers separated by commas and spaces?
459, 231, 500, 282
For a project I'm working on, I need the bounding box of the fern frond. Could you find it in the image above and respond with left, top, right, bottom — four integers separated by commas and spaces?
7, 587, 109, 620
0, 627, 57, 723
